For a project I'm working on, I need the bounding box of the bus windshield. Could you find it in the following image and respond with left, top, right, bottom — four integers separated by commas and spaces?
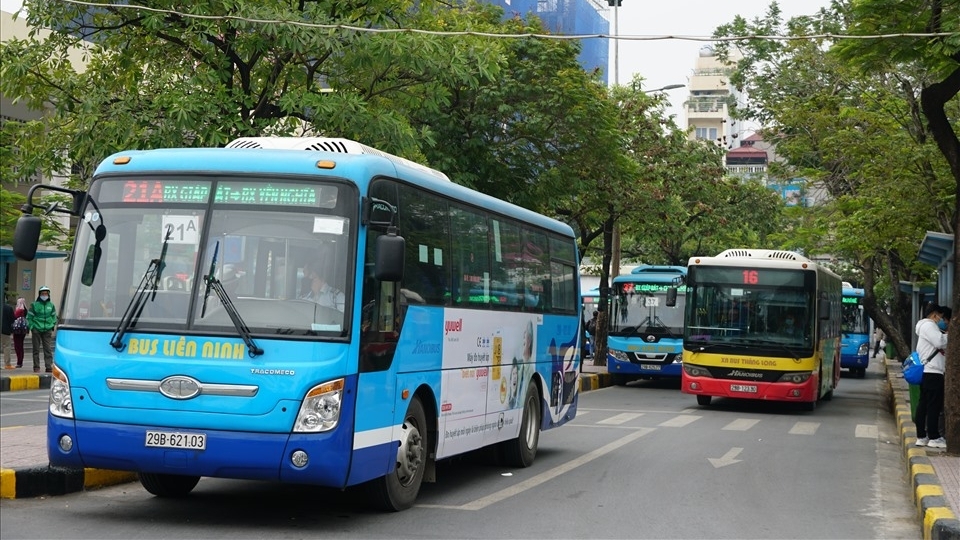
61, 176, 355, 338
841, 295, 867, 334
685, 267, 814, 351
611, 282, 685, 335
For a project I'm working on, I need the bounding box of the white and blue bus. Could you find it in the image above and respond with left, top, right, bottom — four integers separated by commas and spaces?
840, 284, 869, 378
607, 265, 687, 385
13, 137, 582, 511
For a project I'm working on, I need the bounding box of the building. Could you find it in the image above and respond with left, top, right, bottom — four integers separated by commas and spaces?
484, 0, 609, 76
684, 46, 742, 149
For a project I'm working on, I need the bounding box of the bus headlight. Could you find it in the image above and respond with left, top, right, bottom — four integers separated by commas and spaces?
683, 364, 711, 378
609, 350, 630, 362
777, 372, 812, 384
293, 378, 344, 433
857, 343, 869, 356
49, 366, 73, 419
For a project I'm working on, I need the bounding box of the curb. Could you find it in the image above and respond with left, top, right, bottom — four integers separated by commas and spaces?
0, 373, 52, 392
578, 372, 611, 392
887, 361, 960, 540
0, 466, 137, 499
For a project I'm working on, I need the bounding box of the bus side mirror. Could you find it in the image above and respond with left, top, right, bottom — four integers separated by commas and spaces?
375, 230, 405, 282
666, 287, 678, 307
13, 215, 42, 261
81, 224, 107, 286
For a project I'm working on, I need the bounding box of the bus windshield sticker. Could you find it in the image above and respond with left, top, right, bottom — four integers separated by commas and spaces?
313, 216, 346, 235
161, 215, 200, 245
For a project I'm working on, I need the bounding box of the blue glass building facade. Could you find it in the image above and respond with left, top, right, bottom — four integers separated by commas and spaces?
485, 0, 609, 76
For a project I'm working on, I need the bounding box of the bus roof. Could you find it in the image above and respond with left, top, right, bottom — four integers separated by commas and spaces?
612, 264, 686, 285
842, 287, 865, 297
688, 249, 841, 279
94, 140, 575, 238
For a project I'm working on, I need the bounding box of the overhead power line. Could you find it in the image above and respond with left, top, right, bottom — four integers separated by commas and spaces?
52, 0, 957, 42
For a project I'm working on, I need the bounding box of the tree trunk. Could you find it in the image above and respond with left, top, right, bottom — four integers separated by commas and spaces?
593, 212, 615, 366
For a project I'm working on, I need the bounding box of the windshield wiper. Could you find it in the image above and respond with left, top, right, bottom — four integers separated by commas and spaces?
200, 241, 219, 319
110, 225, 172, 351
203, 272, 264, 357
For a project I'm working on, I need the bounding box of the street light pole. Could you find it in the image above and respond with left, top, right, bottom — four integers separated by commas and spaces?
608, 0, 621, 86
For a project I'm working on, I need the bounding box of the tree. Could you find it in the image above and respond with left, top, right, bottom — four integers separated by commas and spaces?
831, 0, 960, 458
715, 0, 958, 450
0, 0, 505, 203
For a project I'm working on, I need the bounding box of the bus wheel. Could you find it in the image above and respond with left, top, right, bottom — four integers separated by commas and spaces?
611, 374, 629, 386
696, 395, 712, 406
501, 385, 542, 468
856, 368, 866, 379
138, 472, 200, 497
366, 396, 427, 511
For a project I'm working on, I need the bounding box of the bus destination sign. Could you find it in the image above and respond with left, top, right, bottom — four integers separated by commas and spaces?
105, 180, 323, 207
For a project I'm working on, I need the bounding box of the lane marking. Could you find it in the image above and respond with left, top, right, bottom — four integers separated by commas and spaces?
418, 428, 654, 511
708, 447, 743, 468
658, 415, 700, 427
722, 418, 759, 431
789, 421, 820, 435
597, 413, 643, 425
855, 424, 878, 438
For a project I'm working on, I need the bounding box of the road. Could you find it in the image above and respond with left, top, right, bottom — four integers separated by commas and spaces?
0, 361, 918, 539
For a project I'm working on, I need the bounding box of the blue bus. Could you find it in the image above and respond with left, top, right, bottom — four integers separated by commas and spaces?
607, 265, 686, 385
841, 284, 869, 378
13, 137, 582, 511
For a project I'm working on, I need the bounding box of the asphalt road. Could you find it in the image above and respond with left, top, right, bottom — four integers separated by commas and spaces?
0, 360, 918, 539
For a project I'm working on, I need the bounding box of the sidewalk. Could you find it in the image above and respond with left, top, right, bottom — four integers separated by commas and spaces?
1, 359, 958, 540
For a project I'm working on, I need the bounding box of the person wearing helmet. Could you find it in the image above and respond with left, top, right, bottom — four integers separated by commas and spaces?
26, 286, 57, 373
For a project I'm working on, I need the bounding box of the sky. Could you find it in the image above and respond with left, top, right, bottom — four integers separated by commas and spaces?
1, 0, 832, 124
608, 0, 833, 124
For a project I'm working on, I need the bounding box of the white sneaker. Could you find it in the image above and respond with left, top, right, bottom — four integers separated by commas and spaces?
927, 437, 946, 449
915, 437, 929, 447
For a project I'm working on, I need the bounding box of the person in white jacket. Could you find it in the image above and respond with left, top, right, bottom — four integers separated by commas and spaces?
914, 303, 949, 449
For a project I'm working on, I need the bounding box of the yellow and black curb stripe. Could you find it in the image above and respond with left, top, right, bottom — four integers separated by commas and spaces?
0, 466, 137, 499
0, 373, 52, 392
578, 372, 612, 392
888, 360, 960, 540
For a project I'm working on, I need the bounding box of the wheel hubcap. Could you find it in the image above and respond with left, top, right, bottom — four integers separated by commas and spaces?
395, 418, 423, 486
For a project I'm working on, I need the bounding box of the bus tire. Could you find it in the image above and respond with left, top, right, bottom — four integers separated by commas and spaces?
696, 395, 711, 406
366, 396, 427, 512
500, 385, 541, 468
137, 472, 200, 497
611, 374, 629, 386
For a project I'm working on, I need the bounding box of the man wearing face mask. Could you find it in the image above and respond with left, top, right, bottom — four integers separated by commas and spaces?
913, 303, 948, 449
27, 286, 57, 373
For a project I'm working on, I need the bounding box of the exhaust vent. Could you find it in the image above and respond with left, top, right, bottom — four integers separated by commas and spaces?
716, 249, 809, 262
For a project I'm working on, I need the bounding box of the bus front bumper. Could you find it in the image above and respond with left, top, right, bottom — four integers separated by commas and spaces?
47, 415, 353, 487
680, 373, 818, 402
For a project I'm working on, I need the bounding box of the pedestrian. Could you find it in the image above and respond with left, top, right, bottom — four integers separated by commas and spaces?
913, 303, 948, 449
26, 286, 57, 373
586, 310, 598, 336
1, 298, 14, 369
12, 298, 28, 368
873, 327, 885, 358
